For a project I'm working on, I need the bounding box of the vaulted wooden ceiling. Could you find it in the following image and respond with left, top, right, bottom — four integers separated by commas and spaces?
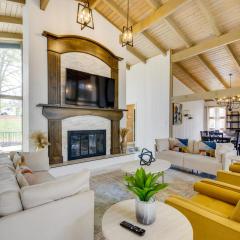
1, 0, 240, 94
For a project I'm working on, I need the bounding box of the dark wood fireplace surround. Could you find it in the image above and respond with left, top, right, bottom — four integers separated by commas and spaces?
38, 32, 125, 164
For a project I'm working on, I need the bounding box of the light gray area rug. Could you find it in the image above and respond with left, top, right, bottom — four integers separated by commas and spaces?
90, 168, 202, 240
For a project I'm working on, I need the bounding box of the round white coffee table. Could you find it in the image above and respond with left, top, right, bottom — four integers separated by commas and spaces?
121, 159, 171, 183
102, 199, 193, 240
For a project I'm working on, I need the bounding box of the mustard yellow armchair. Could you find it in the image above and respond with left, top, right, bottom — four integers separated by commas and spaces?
217, 162, 240, 187
166, 179, 240, 240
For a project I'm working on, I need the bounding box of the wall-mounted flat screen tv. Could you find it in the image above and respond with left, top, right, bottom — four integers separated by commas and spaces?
65, 68, 115, 108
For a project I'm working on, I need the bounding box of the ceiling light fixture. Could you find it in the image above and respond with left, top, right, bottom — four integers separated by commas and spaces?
121, 0, 133, 47
77, 0, 94, 30
216, 73, 240, 112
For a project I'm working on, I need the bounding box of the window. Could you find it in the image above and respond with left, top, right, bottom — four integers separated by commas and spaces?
0, 43, 22, 152
207, 107, 226, 131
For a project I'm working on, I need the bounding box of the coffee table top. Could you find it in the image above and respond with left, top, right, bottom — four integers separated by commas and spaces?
102, 199, 193, 240
121, 159, 171, 174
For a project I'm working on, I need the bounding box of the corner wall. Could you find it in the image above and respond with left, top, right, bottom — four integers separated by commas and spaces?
23, 0, 134, 150
126, 53, 171, 151
172, 78, 204, 140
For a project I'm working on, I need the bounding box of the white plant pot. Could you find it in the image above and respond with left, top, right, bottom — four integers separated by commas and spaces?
135, 198, 156, 225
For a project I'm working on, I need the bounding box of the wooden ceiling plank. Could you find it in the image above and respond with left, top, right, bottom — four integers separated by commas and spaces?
194, 0, 240, 73
0, 32, 22, 40
101, 0, 166, 55
197, 55, 229, 88
194, 0, 221, 36
0, 15, 22, 25
164, 17, 192, 48
174, 63, 209, 91
132, 0, 190, 34
89, 0, 101, 9
172, 28, 240, 62
40, 0, 49, 10
6, 0, 25, 4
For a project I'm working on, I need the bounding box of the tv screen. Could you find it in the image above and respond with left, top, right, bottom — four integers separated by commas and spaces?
65, 68, 115, 108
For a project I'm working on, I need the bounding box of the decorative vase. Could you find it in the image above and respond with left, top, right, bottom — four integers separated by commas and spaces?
135, 198, 156, 225
120, 137, 127, 154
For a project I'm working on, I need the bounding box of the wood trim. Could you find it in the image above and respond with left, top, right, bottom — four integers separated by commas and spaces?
171, 87, 240, 103
172, 28, 240, 62
43, 31, 122, 67
0, 15, 22, 25
6, 0, 25, 4
43, 32, 123, 163
132, 0, 190, 34
0, 32, 22, 40
40, 105, 124, 121
40, 0, 49, 10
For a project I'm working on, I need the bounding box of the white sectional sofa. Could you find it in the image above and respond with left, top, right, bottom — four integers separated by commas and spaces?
155, 138, 237, 175
0, 151, 94, 240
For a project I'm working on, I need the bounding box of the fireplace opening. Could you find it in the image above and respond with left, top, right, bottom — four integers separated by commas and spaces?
68, 130, 106, 160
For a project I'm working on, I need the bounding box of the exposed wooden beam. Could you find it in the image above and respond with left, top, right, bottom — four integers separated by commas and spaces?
194, 0, 240, 73
89, 0, 101, 9
132, 0, 190, 34
174, 63, 209, 91
92, 1, 148, 63
197, 55, 229, 88
40, 0, 49, 10
194, 0, 221, 36
0, 15, 22, 25
172, 87, 240, 103
102, 0, 166, 55
6, 0, 25, 4
146, 0, 227, 90
0, 32, 22, 40
164, 17, 192, 48
172, 28, 240, 62
127, 46, 147, 63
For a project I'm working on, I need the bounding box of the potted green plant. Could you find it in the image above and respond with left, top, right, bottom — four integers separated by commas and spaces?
124, 168, 167, 225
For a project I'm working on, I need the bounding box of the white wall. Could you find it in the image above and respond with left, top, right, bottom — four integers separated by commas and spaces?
23, 0, 136, 150
126, 53, 170, 151
172, 78, 204, 140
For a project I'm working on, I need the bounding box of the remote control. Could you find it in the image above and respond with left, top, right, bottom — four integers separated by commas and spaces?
120, 221, 145, 236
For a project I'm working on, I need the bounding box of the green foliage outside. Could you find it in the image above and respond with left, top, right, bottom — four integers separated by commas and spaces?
124, 168, 168, 202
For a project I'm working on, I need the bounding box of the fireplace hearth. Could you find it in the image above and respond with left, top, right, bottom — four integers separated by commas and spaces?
68, 130, 106, 160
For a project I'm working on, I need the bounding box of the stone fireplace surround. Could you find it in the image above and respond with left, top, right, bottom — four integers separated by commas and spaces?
38, 32, 125, 164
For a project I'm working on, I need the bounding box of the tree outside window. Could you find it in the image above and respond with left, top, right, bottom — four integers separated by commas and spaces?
0, 44, 22, 152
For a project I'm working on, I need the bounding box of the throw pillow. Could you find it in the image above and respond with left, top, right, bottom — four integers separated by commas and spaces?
13, 152, 21, 168
16, 173, 29, 188
170, 138, 189, 152
199, 141, 216, 157
15, 156, 33, 174
230, 200, 240, 222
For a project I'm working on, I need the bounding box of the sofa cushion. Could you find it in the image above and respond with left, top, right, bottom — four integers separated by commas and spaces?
183, 153, 221, 175
191, 193, 235, 218
155, 139, 169, 151
157, 150, 184, 167
0, 166, 23, 216
20, 170, 90, 209
16, 173, 29, 188
24, 171, 55, 185
0, 156, 14, 170
230, 200, 240, 222
22, 150, 49, 172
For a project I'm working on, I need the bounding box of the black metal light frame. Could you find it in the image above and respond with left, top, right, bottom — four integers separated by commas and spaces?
121, 0, 133, 47
76, 1, 94, 30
